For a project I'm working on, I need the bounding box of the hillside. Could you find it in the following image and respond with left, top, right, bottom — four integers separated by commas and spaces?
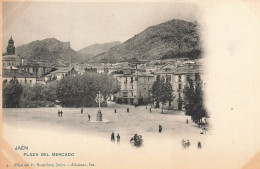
93, 19, 202, 63
16, 38, 81, 63
78, 41, 121, 61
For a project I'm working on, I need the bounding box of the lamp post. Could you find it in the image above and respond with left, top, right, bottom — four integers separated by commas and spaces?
96, 91, 104, 121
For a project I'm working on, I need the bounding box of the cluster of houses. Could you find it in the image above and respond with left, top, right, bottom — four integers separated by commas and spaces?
2, 37, 206, 110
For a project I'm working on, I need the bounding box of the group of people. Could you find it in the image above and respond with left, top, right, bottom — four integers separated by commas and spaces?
130, 134, 143, 147
181, 139, 202, 149
58, 110, 63, 117
181, 139, 191, 148
111, 132, 120, 143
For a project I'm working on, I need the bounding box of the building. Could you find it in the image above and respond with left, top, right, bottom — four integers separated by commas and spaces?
2, 67, 37, 85
48, 67, 77, 81
17, 62, 52, 77
154, 63, 204, 110
172, 65, 203, 110
113, 72, 154, 105
2, 37, 23, 67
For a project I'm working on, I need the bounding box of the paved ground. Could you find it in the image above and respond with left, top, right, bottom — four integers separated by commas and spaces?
3, 101, 204, 141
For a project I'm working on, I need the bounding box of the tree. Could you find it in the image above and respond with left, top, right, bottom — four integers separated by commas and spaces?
183, 75, 208, 125
3, 77, 23, 107
151, 76, 162, 108
152, 75, 174, 112
56, 72, 120, 107
192, 80, 208, 123
160, 79, 167, 113
42, 81, 58, 102
164, 76, 174, 107
183, 78, 195, 116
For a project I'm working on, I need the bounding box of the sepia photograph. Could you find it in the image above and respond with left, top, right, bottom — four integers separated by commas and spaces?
1, 1, 260, 169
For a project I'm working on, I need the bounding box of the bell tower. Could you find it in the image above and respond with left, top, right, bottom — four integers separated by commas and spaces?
6, 36, 15, 55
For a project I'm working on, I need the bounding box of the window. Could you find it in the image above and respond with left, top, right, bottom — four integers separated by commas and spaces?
29, 80, 32, 84
178, 84, 182, 90
178, 75, 182, 82
195, 73, 200, 81
186, 75, 190, 81
12, 63, 14, 66
131, 84, 133, 89
9, 63, 11, 66
131, 92, 133, 96
131, 77, 133, 83
123, 92, 128, 97
167, 75, 171, 81
3, 63, 4, 66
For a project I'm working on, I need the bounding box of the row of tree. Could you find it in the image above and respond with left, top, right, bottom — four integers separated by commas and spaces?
2, 72, 120, 108
151, 76, 174, 113
56, 72, 120, 107
150, 74, 208, 124
183, 77, 208, 124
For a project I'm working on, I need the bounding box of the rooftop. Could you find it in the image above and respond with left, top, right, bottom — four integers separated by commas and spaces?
3, 69, 36, 78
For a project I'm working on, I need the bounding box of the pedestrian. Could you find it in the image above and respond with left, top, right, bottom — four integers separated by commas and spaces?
117, 134, 120, 143
198, 141, 202, 149
186, 119, 189, 124
149, 107, 152, 113
61, 111, 63, 117
58, 110, 60, 117
127, 108, 129, 112
186, 140, 190, 147
146, 106, 147, 109
111, 132, 115, 142
114, 109, 117, 113
181, 139, 186, 148
81, 107, 83, 114
202, 126, 206, 134
159, 124, 162, 133
88, 114, 91, 121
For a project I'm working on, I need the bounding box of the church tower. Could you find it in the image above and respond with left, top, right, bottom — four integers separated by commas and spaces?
6, 36, 15, 55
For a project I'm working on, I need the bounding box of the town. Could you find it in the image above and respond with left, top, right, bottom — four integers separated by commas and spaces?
2, 36, 206, 112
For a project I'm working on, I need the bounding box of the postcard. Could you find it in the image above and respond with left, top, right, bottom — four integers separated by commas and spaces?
1, 1, 260, 169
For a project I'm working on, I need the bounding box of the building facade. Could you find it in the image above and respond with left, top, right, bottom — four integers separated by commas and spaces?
2, 68, 37, 85
114, 72, 154, 105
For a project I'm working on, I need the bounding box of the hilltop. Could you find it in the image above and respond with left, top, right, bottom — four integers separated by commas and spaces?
93, 19, 201, 63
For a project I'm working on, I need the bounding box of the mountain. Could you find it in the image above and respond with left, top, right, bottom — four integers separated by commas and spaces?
92, 19, 202, 63
78, 41, 121, 61
16, 38, 81, 63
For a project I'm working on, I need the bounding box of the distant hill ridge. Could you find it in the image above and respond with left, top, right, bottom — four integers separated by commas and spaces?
77, 41, 121, 61
92, 19, 202, 62
16, 38, 81, 63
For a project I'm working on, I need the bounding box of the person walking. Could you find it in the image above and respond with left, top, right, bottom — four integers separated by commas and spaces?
186, 140, 190, 147
81, 107, 83, 114
111, 132, 115, 142
58, 110, 60, 117
198, 141, 202, 149
181, 139, 186, 148
114, 109, 117, 113
159, 124, 162, 133
88, 114, 91, 121
149, 107, 152, 113
61, 111, 63, 117
186, 119, 189, 124
117, 134, 120, 143
127, 108, 129, 112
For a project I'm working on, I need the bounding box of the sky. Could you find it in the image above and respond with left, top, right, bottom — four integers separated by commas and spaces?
2, 2, 200, 51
